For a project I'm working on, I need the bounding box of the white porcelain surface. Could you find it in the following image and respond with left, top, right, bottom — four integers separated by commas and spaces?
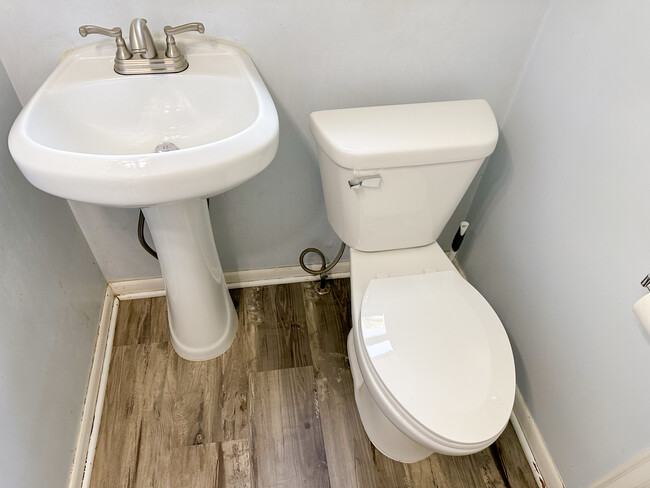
142, 200, 237, 360
312, 99, 513, 460
309, 100, 498, 170
9, 38, 278, 207
317, 148, 485, 252
358, 271, 515, 445
348, 243, 456, 327
8, 37, 279, 361
347, 332, 434, 463
348, 244, 515, 458
311, 101, 497, 252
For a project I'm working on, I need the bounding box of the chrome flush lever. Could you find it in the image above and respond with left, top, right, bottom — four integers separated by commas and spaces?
348, 175, 382, 189
78, 25, 132, 60
164, 22, 205, 58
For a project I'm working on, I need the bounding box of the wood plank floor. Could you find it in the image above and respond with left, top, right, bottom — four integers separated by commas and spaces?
90, 280, 538, 488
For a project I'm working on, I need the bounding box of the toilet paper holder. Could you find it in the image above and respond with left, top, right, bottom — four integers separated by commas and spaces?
641, 274, 650, 289
634, 274, 650, 336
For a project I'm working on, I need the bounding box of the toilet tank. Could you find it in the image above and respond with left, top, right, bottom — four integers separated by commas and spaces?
309, 100, 498, 252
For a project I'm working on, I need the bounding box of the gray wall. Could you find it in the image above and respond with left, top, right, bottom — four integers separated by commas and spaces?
0, 0, 550, 280
0, 62, 106, 487
461, 1, 650, 485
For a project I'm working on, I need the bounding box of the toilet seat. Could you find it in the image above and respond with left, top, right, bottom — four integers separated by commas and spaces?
355, 270, 515, 448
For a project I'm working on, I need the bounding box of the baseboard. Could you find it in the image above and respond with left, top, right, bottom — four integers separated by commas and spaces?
224, 261, 350, 289
68, 286, 118, 488
510, 411, 544, 488
108, 262, 351, 299
589, 448, 650, 488
108, 277, 165, 297
512, 388, 565, 488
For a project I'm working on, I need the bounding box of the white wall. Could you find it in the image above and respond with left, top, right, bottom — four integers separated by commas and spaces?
461, 1, 650, 486
0, 62, 106, 487
0, 0, 549, 280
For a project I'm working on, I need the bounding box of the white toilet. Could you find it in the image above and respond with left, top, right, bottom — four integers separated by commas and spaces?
309, 99, 516, 462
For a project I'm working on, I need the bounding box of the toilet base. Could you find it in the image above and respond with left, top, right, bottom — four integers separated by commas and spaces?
347, 333, 433, 463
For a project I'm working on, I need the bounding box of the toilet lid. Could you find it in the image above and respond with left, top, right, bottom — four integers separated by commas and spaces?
358, 271, 515, 445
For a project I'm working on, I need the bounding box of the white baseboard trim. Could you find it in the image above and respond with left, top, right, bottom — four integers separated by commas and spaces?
224, 261, 350, 289
108, 277, 164, 296
589, 448, 650, 488
108, 262, 351, 299
512, 388, 565, 488
510, 410, 545, 488
68, 286, 118, 488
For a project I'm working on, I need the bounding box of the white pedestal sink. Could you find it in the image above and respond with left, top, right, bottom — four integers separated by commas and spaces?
8, 37, 279, 360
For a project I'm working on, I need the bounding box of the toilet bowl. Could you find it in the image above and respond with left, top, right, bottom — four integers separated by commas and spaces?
347, 243, 515, 461
309, 99, 516, 462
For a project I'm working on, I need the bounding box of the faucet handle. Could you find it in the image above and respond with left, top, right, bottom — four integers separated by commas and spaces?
79, 25, 132, 60
163, 22, 205, 58
164, 22, 205, 36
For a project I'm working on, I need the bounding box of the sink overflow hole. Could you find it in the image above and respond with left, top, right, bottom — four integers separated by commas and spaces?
155, 142, 179, 153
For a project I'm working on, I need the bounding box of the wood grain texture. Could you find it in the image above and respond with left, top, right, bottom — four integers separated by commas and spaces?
91, 279, 537, 488
303, 280, 410, 488
494, 422, 540, 487
250, 366, 329, 488
255, 284, 313, 372
169, 352, 222, 446
90, 342, 172, 488
217, 439, 251, 488
220, 288, 256, 442
170, 443, 219, 487
113, 296, 168, 346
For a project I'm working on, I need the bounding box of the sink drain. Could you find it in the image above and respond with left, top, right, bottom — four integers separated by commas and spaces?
154, 142, 179, 153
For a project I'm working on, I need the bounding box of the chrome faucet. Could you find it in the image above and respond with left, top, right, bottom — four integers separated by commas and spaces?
79, 18, 205, 75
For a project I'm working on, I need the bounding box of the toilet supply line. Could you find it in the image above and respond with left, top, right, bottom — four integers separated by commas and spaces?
299, 242, 347, 295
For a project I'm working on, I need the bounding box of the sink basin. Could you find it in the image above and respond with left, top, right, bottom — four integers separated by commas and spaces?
9, 38, 278, 207
9, 37, 279, 361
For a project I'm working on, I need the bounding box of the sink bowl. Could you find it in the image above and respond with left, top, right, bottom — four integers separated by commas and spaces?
9, 37, 279, 361
9, 38, 278, 207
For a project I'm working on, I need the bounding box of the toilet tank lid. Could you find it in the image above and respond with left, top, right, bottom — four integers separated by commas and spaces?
309, 100, 498, 170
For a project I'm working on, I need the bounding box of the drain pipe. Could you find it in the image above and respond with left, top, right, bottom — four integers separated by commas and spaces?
138, 210, 158, 259
138, 202, 210, 260
137, 141, 182, 260
299, 242, 346, 295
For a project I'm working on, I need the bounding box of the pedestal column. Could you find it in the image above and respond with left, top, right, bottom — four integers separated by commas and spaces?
142, 198, 237, 361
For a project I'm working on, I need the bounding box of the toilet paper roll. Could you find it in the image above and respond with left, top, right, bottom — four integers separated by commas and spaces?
633, 294, 650, 335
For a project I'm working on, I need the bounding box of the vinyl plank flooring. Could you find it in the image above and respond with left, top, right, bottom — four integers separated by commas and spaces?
219, 288, 256, 442
217, 439, 252, 488
254, 283, 313, 372
169, 352, 222, 446
91, 280, 537, 488
302, 279, 536, 488
113, 296, 169, 346
493, 422, 540, 487
250, 366, 329, 488
303, 280, 410, 488
170, 443, 219, 487
90, 342, 171, 488
406, 448, 510, 488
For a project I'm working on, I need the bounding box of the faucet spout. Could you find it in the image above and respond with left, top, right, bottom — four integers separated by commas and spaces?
129, 18, 157, 59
